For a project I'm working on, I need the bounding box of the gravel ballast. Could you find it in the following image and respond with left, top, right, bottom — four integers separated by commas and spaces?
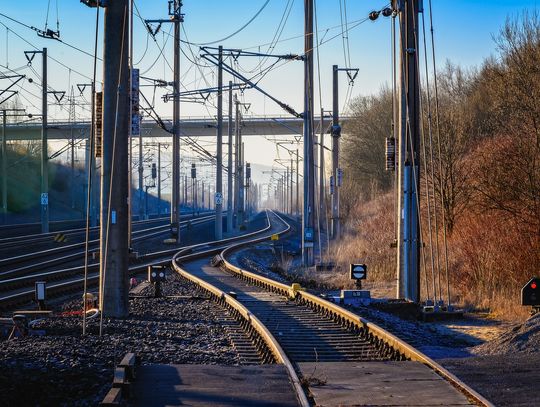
0, 272, 242, 406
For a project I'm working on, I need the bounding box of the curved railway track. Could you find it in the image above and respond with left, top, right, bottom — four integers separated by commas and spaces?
0, 214, 220, 310
171, 210, 493, 407
0, 212, 211, 253
0, 214, 215, 280
0, 211, 212, 240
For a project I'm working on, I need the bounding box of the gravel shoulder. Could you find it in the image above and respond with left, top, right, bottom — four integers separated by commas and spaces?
0, 272, 242, 406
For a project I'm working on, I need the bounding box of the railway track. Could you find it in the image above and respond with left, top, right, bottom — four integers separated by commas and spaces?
0, 212, 211, 253
0, 214, 215, 280
171, 210, 493, 407
0, 214, 221, 310
0, 211, 213, 240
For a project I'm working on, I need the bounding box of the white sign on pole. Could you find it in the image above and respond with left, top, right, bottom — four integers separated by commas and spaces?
214, 192, 223, 205
131, 68, 140, 136
350, 264, 367, 280
337, 168, 343, 186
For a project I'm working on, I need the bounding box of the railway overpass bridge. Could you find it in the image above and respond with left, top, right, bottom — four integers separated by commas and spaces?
3, 115, 344, 141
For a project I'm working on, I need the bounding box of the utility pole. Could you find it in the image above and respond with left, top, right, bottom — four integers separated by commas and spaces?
240, 142, 245, 224
302, 0, 315, 266
90, 83, 98, 228
395, 0, 421, 302
233, 96, 239, 228
227, 81, 233, 233
296, 148, 300, 216
319, 108, 325, 232
1, 110, 6, 220
41, 48, 49, 234
77, 82, 98, 227
69, 87, 76, 209
331, 65, 340, 240
137, 126, 143, 220
331, 65, 358, 240
146, 2, 183, 237
215, 45, 223, 240
157, 142, 161, 216
285, 166, 289, 214
100, 0, 130, 317
290, 156, 294, 215
171, 0, 182, 241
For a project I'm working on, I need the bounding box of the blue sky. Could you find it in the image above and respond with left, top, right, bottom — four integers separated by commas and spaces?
0, 0, 538, 184
2, 0, 537, 117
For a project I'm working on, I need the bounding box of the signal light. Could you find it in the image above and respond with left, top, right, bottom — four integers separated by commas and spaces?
532, 282, 537, 289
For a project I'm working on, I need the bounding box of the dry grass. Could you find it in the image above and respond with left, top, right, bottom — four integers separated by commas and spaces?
331, 192, 397, 284
320, 190, 535, 321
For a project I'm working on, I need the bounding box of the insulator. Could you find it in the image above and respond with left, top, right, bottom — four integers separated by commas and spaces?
385, 137, 396, 171
369, 11, 380, 21
151, 163, 157, 179
191, 163, 196, 179
246, 163, 251, 179
382, 8, 393, 17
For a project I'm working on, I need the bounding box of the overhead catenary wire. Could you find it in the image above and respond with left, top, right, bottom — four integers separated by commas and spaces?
0, 12, 101, 60
181, 0, 271, 46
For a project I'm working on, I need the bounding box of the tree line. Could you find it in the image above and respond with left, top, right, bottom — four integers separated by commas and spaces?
339, 12, 540, 316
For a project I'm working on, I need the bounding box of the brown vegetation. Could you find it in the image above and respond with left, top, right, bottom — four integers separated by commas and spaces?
336, 12, 540, 320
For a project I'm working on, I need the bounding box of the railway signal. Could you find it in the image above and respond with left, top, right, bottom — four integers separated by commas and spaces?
350, 264, 367, 289
35, 281, 47, 310
148, 265, 167, 298
522, 277, 540, 314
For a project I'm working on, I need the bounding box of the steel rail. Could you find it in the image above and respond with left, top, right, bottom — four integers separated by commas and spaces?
0, 214, 266, 310
0, 216, 217, 289
217, 211, 494, 407
0, 212, 212, 252
0, 214, 215, 276
171, 210, 309, 407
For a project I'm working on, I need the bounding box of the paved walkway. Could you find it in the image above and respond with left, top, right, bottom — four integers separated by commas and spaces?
133, 364, 299, 407
297, 361, 474, 406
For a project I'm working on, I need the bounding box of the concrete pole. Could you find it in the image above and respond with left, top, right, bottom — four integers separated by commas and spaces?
290, 157, 294, 215
234, 97, 240, 228
99, 0, 130, 317
41, 48, 49, 234
227, 81, 233, 233
240, 142, 244, 224
1, 111, 6, 219
215, 45, 223, 239
184, 174, 188, 207
285, 167, 289, 214
70, 89, 75, 209
296, 148, 299, 216
302, 0, 315, 266
331, 65, 342, 241
171, 0, 182, 241
128, 0, 133, 243
201, 180, 205, 210
90, 82, 98, 228
157, 143, 161, 216
396, 0, 421, 302
319, 108, 325, 232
